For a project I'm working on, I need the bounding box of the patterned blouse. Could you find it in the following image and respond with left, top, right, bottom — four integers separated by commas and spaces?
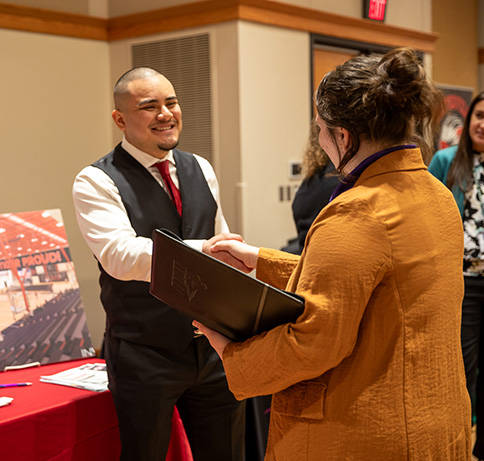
463, 152, 484, 276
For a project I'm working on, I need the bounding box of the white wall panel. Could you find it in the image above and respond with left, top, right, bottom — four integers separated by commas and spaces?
237, 22, 311, 248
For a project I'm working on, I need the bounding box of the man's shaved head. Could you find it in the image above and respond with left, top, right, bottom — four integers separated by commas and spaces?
113, 67, 164, 111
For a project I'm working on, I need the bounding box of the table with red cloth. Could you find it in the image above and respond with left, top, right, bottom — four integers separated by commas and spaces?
0, 358, 193, 461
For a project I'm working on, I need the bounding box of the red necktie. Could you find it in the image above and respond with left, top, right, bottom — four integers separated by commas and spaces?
155, 161, 182, 216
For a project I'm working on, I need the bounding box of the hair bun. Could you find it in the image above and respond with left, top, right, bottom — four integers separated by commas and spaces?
315, 46, 443, 168
370, 48, 426, 111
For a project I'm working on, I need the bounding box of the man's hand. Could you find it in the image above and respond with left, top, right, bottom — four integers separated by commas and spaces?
202, 233, 252, 273
210, 240, 259, 272
193, 321, 232, 359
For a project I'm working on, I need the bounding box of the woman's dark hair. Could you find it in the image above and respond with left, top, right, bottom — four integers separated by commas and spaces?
315, 47, 444, 173
446, 91, 484, 191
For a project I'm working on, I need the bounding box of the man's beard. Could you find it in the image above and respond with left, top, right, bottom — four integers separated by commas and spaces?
158, 139, 179, 152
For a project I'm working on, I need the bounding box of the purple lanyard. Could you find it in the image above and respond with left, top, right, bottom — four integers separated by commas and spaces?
329, 144, 416, 202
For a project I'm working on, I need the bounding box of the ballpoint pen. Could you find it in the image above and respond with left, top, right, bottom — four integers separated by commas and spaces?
0, 382, 32, 388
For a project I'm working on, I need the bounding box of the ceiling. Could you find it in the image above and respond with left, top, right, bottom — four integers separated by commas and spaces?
0, 209, 68, 261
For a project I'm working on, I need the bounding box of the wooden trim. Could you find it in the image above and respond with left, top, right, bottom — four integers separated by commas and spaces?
0, 0, 438, 53
107, 0, 239, 41
0, 3, 107, 40
479, 48, 484, 65
236, 0, 438, 52
107, 0, 438, 52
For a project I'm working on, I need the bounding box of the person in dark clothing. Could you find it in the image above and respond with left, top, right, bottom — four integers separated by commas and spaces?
282, 120, 340, 255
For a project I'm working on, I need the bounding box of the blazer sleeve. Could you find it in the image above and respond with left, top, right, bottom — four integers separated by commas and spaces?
256, 248, 300, 290
223, 198, 392, 399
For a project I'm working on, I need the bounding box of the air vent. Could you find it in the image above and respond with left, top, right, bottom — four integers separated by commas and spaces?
132, 34, 213, 164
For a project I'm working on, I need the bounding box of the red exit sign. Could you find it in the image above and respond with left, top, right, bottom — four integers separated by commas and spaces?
363, 0, 387, 22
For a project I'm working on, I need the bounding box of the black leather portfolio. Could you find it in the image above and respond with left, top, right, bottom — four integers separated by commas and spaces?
150, 229, 305, 341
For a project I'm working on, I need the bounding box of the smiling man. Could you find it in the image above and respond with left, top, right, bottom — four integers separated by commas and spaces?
72, 67, 246, 461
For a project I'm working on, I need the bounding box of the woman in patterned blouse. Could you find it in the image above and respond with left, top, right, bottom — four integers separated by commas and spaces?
429, 90, 484, 460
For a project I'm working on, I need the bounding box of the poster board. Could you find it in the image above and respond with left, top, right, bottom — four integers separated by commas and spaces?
437, 84, 474, 151
0, 209, 94, 370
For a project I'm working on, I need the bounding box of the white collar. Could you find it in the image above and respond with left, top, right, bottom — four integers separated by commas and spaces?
121, 136, 175, 168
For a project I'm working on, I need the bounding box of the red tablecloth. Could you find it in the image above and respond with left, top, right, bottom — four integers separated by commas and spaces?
0, 358, 193, 461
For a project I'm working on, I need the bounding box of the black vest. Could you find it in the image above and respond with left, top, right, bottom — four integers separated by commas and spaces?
93, 144, 217, 350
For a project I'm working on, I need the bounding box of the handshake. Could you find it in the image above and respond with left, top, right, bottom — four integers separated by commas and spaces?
194, 233, 259, 354
201, 233, 259, 274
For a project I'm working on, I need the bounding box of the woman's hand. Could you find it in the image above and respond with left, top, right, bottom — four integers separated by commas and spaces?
193, 321, 232, 359
210, 240, 260, 272
202, 233, 252, 273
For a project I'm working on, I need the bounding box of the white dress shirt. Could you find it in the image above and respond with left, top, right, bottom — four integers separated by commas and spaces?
72, 137, 229, 283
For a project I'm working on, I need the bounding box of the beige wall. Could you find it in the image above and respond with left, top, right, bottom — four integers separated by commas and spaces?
303, 0, 431, 31
0, 0, 109, 17
105, 0, 431, 29
236, 22, 311, 247
432, 0, 479, 92
0, 28, 112, 349
5, 0, 430, 29
108, 0, 205, 17
210, 23, 243, 235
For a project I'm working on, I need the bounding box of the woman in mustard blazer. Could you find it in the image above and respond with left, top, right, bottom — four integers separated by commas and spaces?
196, 48, 471, 460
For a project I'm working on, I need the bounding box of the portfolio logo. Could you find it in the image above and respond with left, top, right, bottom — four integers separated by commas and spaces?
171, 260, 207, 302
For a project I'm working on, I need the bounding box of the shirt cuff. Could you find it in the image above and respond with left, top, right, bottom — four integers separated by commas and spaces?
184, 239, 205, 252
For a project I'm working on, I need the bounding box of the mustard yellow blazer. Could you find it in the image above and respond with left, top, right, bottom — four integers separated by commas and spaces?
224, 148, 471, 460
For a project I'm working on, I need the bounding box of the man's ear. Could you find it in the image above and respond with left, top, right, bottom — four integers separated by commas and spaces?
112, 110, 126, 131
